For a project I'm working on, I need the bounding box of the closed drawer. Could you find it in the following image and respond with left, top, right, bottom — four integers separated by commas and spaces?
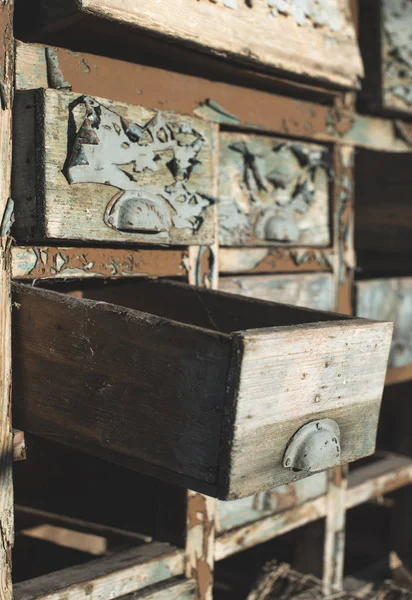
218, 133, 331, 247
359, 0, 412, 116
357, 278, 412, 369
12, 279, 392, 500
15, 0, 362, 90
12, 89, 216, 245
219, 273, 335, 312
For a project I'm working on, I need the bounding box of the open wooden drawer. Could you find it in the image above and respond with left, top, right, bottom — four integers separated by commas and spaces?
12, 279, 392, 500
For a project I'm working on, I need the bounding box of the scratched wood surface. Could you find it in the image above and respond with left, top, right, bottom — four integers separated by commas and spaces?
356, 278, 412, 369
12, 87, 217, 245
219, 273, 335, 311
221, 318, 392, 499
15, 0, 363, 89
13, 543, 185, 600
359, 0, 412, 116
119, 579, 196, 600
0, 2, 14, 599
218, 133, 331, 247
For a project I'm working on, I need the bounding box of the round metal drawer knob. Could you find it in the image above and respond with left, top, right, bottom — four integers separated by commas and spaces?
282, 419, 341, 473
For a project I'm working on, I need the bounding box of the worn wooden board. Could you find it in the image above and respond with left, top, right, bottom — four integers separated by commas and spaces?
218, 133, 331, 247
12, 87, 217, 245
13, 542, 185, 600
356, 278, 412, 369
14, 0, 363, 89
12, 282, 230, 491
120, 579, 196, 600
216, 472, 327, 533
219, 273, 335, 311
359, 0, 412, 116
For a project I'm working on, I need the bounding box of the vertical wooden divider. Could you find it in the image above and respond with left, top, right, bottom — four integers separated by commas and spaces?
323, 143, 355, 594
0, 2, 14, 598
185, 126, 219, 600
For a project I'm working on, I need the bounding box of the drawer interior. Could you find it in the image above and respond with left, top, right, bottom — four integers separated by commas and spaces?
76, 278, 347, 333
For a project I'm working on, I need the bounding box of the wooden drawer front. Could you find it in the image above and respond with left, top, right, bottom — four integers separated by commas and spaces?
219, 273, 335, 312
16, 0, 363, 90
357, 278, 412, 369
359, 0, 412, 116
12, 89, 216, 245
12, 280, 392, 500
216, 471, 327, 533
218, 133, 331, 247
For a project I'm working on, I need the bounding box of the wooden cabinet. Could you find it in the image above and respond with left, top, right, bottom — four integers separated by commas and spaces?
13, 278, 391, 500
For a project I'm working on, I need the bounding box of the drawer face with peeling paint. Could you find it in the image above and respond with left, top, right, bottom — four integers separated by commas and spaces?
359, 0, 412, 116
357, 278, 412, 369
12, 88, 217, 245
219, 273, 335, 312
12, 279, 392, 500
218, 133, 331, 247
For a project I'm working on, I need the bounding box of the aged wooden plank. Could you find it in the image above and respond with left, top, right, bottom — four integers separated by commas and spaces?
13, 429, 26, 462
11, 246, 189, 280
0, 1, 14, 598
221, 318, 392, 499
356, 278, 412, 369
355, 150, 412, 257
215, 496, 327, 561
12, 87, 217, 245
386, 364, 412, 386
218, 133, 331, 247
185, 492, 215, 600
346, 453, 412, 509
13, 543, 185, 600
12, 282, 231, 490
219, 273, 334, 311
119, 579, 196, 600
15, 0, 363, 89
216, 472, 327, 533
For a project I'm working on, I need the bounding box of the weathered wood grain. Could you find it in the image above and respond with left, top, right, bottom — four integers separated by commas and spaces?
219, 247, 334, 275
12, 282, 231, 491
12, 87, 217, 245
218, 133, 331, 247
14, 0, 363, 89
221, 318, 392, 499
357, 278, 412, 369
11, 246, 190, 280
219, 273, 334, 311
0, 2, 14, 598
13, 542, 185, 600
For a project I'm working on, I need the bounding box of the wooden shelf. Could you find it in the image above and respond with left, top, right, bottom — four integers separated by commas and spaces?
385, 365, 412, 387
